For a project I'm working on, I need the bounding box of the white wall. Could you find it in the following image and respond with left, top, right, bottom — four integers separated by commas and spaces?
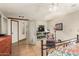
48, 11, 79, 41
19, 20, 28, 40
28, 20, 37, 44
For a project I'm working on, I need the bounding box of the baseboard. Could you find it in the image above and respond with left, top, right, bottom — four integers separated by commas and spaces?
19, 38, 26, 42
12, 38, 26, 46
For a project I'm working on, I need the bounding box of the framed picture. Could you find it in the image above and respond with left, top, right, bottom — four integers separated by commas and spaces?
54, 23, 63, 30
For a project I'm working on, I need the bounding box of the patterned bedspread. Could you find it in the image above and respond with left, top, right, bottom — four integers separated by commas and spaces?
48, 41, 79, 56
48, 50, 79, 56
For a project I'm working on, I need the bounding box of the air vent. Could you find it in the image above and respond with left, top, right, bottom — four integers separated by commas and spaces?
72, 4, 76, 7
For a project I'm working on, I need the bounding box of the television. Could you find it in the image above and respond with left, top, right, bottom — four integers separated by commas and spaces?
54, 23, 63, 30
38, 25, 45, 32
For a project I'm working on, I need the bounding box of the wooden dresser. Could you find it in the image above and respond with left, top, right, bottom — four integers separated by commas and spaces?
0, 35, 12, 56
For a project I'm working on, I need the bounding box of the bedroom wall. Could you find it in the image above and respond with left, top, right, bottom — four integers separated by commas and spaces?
48, 11, 79, 41
19, 20, 28, 40
28, 20, 37, 44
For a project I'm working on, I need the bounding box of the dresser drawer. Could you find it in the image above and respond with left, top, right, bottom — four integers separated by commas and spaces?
0, 45, 11, 55
0, 35, 12, 56
0, 40, 11, 51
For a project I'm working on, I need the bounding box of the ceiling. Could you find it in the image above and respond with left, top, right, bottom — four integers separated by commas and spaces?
0, 3, 79, 20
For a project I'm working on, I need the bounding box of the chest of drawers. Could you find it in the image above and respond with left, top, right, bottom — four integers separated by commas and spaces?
0, 35, 12, 56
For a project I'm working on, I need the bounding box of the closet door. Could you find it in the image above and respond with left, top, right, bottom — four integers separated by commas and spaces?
11, 20, 19, 43
2, 17, 8, 34
0, 15, 1, 33
0, 15, 8, 34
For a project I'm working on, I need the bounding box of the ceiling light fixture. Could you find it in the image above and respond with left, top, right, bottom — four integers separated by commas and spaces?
49, 3, 58, 12
19, 16, 24, 19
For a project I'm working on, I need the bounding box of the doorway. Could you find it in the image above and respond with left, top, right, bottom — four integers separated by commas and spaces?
11, 20, 19, 44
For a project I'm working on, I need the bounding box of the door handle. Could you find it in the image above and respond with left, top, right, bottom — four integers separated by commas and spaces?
11, 32, 13, 34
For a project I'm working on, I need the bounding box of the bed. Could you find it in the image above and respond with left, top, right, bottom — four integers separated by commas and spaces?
41, 35, 79, 56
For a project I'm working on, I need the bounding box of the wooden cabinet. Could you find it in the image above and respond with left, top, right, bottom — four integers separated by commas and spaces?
0, 35, 12, 56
